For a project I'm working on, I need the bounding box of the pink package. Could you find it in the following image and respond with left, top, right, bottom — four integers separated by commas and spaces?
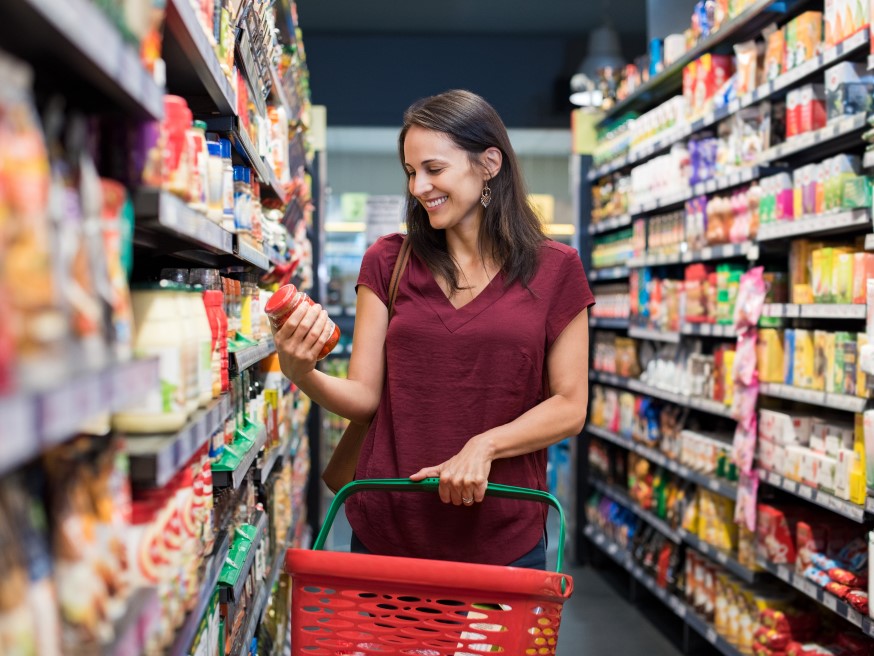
757, 504, 799, 564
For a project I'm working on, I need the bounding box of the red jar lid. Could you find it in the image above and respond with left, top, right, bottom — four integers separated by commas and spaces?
264, 284, 298, 317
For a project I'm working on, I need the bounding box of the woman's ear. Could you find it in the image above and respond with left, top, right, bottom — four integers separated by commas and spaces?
481, 147, 502, 180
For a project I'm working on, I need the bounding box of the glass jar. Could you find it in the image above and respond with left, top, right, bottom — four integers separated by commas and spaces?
264, 284, 340, 360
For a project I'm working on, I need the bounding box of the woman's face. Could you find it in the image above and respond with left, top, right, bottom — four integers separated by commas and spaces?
403, 125, 486, 232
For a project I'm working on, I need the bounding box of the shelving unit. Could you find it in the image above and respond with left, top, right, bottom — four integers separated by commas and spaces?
589, 317, 631, 329
0, 0, 315, 653
757, 468, 868, 522
758, 382, 870, 413
761, 303, 867, 319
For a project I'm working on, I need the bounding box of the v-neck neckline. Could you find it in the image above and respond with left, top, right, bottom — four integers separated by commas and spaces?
410, 253, 508, 333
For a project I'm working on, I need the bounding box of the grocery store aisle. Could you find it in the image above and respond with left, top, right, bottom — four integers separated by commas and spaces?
555, 564, 683, 655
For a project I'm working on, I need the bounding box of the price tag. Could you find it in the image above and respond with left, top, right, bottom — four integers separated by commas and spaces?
798, 484, 813, 499
728, 99, 740, 114
0, 396, 35, 471
777, 565, 790, 581
769, 471, 781, 486
801, 580, 818, 599
607, 543, 618, 556
823, 594, 838, 612
706, 628, 718, 644
782, 478, 797, 493
716, 550, 728, 565
708, 478, 720, 492
847, 608, 863, 626
678, 465, 690, 478
706, 180, 717, 193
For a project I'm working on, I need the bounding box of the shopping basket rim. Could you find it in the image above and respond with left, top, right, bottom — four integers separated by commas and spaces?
285, 548, 574, 602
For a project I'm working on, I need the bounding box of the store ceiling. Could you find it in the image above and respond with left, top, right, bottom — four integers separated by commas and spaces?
294, 0, 648, 37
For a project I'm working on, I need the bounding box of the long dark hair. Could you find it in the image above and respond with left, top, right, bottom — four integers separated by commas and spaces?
398, 89, 545, 293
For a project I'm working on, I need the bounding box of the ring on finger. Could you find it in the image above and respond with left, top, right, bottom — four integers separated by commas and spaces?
462, 497, 474, 505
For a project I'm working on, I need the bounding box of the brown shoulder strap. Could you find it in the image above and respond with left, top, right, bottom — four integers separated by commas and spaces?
387, 236, 411, 320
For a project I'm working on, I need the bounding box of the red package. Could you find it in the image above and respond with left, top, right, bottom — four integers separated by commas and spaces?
756, 626, 792, 650
757, 504, 799, 564
788, 645, 853, 656
828, 568, 867, 588
795, 521, 828, 575
760, 608, 821, 634
755, 645, 788, 656
845, 590, 869, 615
824, 582, 852, 599
835, 632, 874, 655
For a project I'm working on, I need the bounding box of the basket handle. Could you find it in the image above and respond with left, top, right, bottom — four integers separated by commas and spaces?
312, 477, 568, 574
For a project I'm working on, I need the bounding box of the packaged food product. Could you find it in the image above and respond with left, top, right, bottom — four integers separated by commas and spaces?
264, 283, 341, 360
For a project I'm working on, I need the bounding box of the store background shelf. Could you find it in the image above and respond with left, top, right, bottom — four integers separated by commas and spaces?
220, 511, 268, 603
586, 425, 738, 500
757, 468, 866, 522
757, 558, 872, 635
761, 303, 867, 319
2, 0, 163, 118
164, 0, 236, 115
256, 442, 283, 485
134, 190, 235, 256
127, 395, 232, 489
758, 382, 869, 413
683, 242, 753, 264
234, 236, 271, 271
583, 525, 744, 656
589, 215, 632, 235
629, 167, 761, 216
589, 265, 630, 282
234, 532, 290, 656
0, 357, 160, 476
230, 340, 277, 372
628, 326, 681, 343
592, 479, 683, 543
590, 317, 631, 330
170, 531, 231, 656
681, 322, 737, 338
212, 424, 268, 488
596, 0, 781, 126
758, 208, 871, 241
758, 113, 867, 164
678, 529, 758, 583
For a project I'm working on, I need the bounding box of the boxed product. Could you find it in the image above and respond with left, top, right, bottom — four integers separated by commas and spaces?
758, 329, 785, 383
824, 61, 874, 120
798, 84, 827, 134
694, 53, 734, 110
794, 329, 815, 389
757, 504, 804, 564
785, 12, 824, 69
765, 27, 787, 80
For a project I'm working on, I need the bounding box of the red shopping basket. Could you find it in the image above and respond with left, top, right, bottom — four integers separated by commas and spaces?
285, 478, 574, 655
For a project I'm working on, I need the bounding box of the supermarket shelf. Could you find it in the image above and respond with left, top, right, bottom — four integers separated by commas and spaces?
589, 32, 869, 181
758, 382, 869, 413
589, 265, 630, 282
628, 326, 681, 343
678, 529, 758, 583
589, 317, 631, 330
586, 425, 738, 501
170, 531, 232, 656
866, 234, 874, 251
221, 511, 269, 602
683, 241, 753, 264
681, 322, 737, 338
204, 117, 288, 202
212, 423, 268, 488
235, 25, 268, 119
127, 395, 232, 489
0, 358, 159, 476
757, 208, 870, 241
3, 0, 163, 119
757, 558, 872, 635
234, 236, 270, 271
135, 189, 235, 255
629, 168, 760, 216
230, 339, 277, 372
257, 444, 282, 485
597, 0, 781, 126
757, 468, 866, 523
234, 540, 288, 656
761, 303, 866, 319
102, 587, 161, 656
592, 479, 682, 544
584, 526, 743, 656
165, 0, 236, 114
589, 214, 632, 235
590, 370, 735, 419
758, 113, 868, 164
628, 251, 683, 268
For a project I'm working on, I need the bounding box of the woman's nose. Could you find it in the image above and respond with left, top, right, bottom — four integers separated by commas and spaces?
411, 174, 431, 197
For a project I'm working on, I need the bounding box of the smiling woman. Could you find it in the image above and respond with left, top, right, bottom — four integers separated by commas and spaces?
271, 88, 595, 571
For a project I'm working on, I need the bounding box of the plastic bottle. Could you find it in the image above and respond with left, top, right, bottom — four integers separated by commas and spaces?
188, 283, 214, 408
112, 281, 188, 433
205, 140, 223, 223
264, 284, 341, 360
240, 276, 253, 339
233, 166, 251, 234
220, 138, 234, 232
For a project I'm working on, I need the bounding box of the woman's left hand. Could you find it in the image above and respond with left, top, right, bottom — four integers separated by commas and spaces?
409, 435, 494, 506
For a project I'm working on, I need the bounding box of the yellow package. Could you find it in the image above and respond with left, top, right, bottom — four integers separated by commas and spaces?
724, 349, 736, 407
794, 329, 815, 389
813, 330, 829, 391
825, 331, 837, 393
758, 329, 785, 383
857, 333, 871, 398
833, 249, 854, 304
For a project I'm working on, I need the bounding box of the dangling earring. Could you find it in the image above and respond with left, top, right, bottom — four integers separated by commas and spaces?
480, 181, 492, 208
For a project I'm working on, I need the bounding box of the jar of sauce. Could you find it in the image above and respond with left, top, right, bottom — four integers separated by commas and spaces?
264, 285, 340, 360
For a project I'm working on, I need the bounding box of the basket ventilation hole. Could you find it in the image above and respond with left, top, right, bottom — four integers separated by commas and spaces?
435, 599, 465, 607
303, 586, 322, 593
397, 596, 421, 602
416, 607, 440, 614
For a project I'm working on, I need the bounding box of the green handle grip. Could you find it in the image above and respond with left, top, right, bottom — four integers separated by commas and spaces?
313, 477, 567, 574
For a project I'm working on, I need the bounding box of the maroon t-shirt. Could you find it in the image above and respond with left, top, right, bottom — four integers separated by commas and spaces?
347, 233, 595, 565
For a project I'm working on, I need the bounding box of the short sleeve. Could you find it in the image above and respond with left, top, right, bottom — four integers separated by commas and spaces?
546, 248, 595, 347
356, 233, 405, 306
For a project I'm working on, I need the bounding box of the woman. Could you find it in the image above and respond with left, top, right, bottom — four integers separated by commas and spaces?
273, 89, 594, 569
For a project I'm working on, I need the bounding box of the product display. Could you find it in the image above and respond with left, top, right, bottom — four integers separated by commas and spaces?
0, 1, 319, 654
584, 0, 874, 648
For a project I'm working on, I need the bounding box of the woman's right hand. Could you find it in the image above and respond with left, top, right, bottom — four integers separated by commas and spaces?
271, 299, 334, 383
